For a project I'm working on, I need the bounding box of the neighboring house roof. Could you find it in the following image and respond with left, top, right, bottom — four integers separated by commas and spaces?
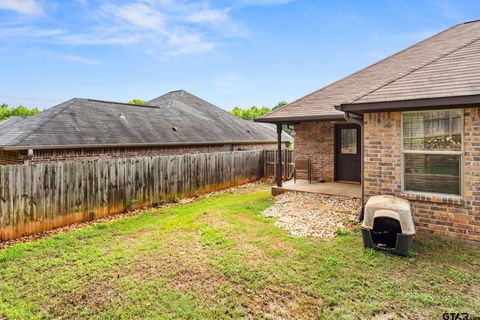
0, 116, 23, 130
0, 90, 292, 150
257, 20, 480, 123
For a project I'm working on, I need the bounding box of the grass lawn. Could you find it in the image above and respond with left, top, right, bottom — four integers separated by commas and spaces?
0, 184, 479, 319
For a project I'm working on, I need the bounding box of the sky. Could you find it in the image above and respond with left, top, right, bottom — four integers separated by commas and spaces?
0, 0, 479, 111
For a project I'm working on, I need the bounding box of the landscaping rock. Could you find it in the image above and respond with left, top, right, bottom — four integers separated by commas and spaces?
263, 191, 361, 238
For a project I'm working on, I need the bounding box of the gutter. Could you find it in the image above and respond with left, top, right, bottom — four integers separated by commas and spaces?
337, 94, 480, 115
1, 140, 286, 151
255, 114, 346, 124
344, 112, 365, 221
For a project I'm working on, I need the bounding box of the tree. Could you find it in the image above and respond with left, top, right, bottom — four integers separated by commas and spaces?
273, 101, 287, 110
230, 101, 293, 136
0, 103, 39, 121
129, 99, 145, 105
230, 102, 287, 121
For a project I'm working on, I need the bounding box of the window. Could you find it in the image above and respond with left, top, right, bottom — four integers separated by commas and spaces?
402, 110, 463, 196
341, 128, 357, 154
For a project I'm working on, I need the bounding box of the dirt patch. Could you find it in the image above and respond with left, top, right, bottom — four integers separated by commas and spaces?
263, 191, 361, 238
368, 312, 399, 320
45, 274, 128, 318
469, 283, 480, 299
242, 286, 322, 320
236, 242, 271, 265
127, 231, 229, 300
196, 212, 229, 228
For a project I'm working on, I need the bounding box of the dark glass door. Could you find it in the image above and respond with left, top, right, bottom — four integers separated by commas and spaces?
335, 124, 361, 182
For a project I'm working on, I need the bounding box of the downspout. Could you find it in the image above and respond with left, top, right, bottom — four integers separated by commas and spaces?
344, 112, 365, 221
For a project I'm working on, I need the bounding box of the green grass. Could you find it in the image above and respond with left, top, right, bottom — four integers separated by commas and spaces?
0, 185, 478, 319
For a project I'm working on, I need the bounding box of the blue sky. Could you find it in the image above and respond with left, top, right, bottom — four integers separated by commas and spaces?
0, 0, 479, 110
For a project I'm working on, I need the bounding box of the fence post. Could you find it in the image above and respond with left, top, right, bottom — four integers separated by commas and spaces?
276, 124, 283, 187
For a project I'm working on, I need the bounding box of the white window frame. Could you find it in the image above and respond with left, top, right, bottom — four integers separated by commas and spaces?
400, 109, 464, 198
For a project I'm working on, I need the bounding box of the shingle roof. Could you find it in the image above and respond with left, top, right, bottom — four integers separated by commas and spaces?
354, 37, 480, 103
0, 90, 291, 149
0, 116, 23, 131
258, 20, 480, 122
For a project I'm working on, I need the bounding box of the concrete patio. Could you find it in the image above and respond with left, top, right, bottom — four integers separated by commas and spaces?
272, 179, 361, 198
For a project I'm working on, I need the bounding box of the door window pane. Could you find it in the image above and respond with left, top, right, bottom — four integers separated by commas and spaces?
404, 153, 461, 195
403, 110, 462, 151
341, 129, 357, 154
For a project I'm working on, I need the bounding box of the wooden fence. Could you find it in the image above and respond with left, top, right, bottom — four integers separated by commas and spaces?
263, 149, 295, 181
0, 150, 263, 241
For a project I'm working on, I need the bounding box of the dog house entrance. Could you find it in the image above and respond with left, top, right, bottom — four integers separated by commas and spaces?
371, 217, 402, 249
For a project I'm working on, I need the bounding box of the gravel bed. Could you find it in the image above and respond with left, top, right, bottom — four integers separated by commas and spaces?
263, 191, 361, 238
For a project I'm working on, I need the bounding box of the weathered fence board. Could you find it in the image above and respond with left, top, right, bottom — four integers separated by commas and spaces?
263, 149, 295, 180
0, 150, 264, 241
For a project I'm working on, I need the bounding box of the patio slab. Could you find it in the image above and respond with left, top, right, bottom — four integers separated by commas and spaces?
272, 179, 361, 198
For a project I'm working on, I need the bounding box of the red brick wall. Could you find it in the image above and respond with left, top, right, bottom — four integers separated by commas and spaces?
0, 150, 24, 165
294, 121, 336, 181
364, 109, 480, 244
0, 143, 279, 165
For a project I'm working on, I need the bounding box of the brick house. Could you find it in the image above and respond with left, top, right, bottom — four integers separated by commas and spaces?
257, 20, 480, 244
0, 90, 291, 165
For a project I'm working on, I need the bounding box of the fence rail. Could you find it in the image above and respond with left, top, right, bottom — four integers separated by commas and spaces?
0, 150, 263, 241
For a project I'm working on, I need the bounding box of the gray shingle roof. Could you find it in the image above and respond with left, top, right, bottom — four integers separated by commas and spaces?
259, 20, 480, 122
0, 116, 23, 131
0, 90, 291, 149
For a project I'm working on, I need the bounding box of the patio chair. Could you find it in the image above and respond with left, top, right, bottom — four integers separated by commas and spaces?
293, 159, 313, 184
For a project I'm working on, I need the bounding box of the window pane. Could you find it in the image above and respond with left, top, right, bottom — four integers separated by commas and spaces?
404, 154, 461, 195
341, 129, 357, 154
403, 110, 462, 151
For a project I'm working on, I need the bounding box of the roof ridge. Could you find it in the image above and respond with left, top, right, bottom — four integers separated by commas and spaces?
463, 19, 480, 24
87, 98, 161, 109
164, 90, 237, 118
261, 22, 463, 119
7, 99, 77, 147
351, 34, 480, 103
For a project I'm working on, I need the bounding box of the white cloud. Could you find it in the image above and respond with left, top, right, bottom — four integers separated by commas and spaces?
0, 0, 44, 16
0, 0, 291, 57
57, 54, 100, 65
67, 1, 223, 55
102, 2, 166, 30
58, 33, 142, 46
186, 9, 229, 24
167, 29, 217, 55
0, 27, 65, 38
235, 0, 294, 6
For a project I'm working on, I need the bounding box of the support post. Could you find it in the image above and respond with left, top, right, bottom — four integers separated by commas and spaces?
276, 124, 283, 187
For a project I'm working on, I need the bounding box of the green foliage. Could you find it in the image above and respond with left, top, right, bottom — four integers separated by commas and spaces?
153, 198, 165, 208
230, 106, 271, 121
273, 101, 287, 110
0, 103, 39, 121
126, 199, 138, 210
128, 99, 145, 105
230, 101, 293, 137
230, 101, 288, 121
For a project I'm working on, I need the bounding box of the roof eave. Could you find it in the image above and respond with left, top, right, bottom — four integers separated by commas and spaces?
1, 140, 287, 151
336, 94, 480, 114
255, 114, 346, 124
